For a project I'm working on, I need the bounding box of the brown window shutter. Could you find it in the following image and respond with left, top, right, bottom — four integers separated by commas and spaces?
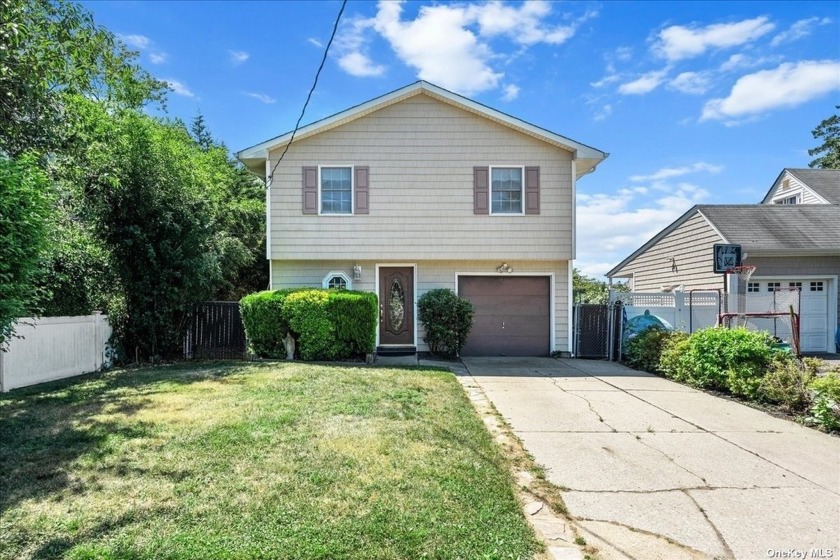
302, 166, 318, 214
474, 166, 489, 214
354, 166, 369, 214
525, 166, 540, 215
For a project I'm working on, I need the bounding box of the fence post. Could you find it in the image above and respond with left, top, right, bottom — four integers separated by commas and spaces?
674, 292, 685, 332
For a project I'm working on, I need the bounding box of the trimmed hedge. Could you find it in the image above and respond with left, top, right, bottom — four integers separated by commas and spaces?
240, 288, 377, 361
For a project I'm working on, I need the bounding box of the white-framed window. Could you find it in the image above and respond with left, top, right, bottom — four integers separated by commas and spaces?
747, 282, 760, 293
767, 282, 781, 292
320, 166, 352, 215
322, 272, 351, 290
810, 281, 824, 292
490, 166, 524, 214
788, 281, 802, 290
774, 195, 798, 205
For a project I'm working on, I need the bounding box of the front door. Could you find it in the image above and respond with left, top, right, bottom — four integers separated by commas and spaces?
379, 266, 414, 346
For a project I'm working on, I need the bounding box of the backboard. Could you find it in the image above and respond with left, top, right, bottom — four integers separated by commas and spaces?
712, 243, 742, 273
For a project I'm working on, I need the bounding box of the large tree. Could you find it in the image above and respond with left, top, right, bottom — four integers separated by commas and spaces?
808, 106, 840, 169
0, 0, 166, 156
573, 268, 628, 304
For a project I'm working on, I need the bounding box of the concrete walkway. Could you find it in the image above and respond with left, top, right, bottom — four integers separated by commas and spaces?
461, 357, 840, 560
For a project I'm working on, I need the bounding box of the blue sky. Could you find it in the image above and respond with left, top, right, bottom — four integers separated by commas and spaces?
83, 0, 840, 279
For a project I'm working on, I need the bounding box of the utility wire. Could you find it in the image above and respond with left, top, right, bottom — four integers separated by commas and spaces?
267, 0, 347, 186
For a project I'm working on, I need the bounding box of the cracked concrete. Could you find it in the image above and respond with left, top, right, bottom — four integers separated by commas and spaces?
461, 357, 840, 560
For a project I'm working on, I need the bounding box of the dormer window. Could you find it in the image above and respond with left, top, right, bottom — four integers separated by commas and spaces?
774, 195, 798, 205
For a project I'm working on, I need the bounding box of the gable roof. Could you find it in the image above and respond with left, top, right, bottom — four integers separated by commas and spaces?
761, 168, 840, 204
236, 81, 608, 177
607, 204, 840, 277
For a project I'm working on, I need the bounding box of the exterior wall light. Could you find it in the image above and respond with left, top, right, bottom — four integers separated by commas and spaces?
496, 263, 513, 273
353, 264, 362, 280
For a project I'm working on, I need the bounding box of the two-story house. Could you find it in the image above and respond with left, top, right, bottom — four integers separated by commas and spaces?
606, 168, 840, 353
237, 81, 607, 356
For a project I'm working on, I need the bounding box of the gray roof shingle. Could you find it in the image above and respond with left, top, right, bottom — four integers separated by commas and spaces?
786, 168, 840, 204
698, 204, 840, 251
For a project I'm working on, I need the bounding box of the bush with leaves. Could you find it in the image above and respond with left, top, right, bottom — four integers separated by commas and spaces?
0, 155, 53, 345
808, 373, 840, 432
657, 327, 776, 398
657, 331, 691, 382
417, 289, 474, 358
624, 325, 674, 374
240, 289, 306, 358
759, 356, 814, 413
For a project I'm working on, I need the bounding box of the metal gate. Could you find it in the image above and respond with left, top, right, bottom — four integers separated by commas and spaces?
574, 303, 623, 359
183, 301, 249, 360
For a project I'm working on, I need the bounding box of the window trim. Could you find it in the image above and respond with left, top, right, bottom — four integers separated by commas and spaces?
322, 271, 352, 290
318, 165, 354, 216
489, 165, 526, 216
773, 194, 799, 205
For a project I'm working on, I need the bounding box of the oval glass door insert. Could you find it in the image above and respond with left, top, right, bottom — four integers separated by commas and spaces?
389, 279, 405, 331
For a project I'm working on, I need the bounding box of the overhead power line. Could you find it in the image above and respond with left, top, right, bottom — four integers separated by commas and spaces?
267, 0, 347, 186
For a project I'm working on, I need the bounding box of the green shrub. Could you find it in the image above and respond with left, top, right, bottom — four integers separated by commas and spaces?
802, 357, 825, 375
240, 289, 307, 358
625, 326, 674, 374
326, 290, 378, 357
658, 331, 691, 382
658, 327, 776, 398
241, 288, 377, 361
809, 373, 840, 432
417, 289, 474, 358
759, 356, 814, 412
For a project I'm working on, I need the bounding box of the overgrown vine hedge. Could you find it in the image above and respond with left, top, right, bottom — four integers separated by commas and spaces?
240, 288, 377, 361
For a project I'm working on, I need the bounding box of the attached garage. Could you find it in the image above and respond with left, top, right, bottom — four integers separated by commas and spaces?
457, 275, 552, 356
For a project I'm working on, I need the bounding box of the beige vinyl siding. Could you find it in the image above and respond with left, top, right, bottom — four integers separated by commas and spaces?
267, 94, 573, 261
766, 171, 826, 205
746, 255, 840, 329
271, 259, 570, 352
612, 212, 725, 291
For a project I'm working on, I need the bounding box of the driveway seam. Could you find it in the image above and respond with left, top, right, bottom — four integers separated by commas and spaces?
682, 489, 736, 559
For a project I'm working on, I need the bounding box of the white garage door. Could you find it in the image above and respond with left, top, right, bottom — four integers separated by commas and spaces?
748, 279, 830, 352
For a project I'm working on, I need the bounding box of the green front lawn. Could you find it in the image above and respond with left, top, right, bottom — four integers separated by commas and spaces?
0, 362, 540, 559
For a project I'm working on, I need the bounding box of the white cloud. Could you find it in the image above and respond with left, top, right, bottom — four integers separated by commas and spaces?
668, 71, 711, 95
307, 37, 323, 48
244, 92, 276, 104
338, 51, 386, 77
771, 17, 832, 47
653, 17, 775, 61
593, 103, 612, 122
470, 0, 596, 46
618, 69, 668, 95
702, 59, 840, 121
119, 34, 150, 49
576, 183, 710, 277
630, 162, 722, 182
591, 47, 632, 88
718, 53, 781, 72
501, 84, 520, 101
334, 0, 594, 95
164, 79, 195, 98
149, 52, 168, 64
228, 50, 249, 65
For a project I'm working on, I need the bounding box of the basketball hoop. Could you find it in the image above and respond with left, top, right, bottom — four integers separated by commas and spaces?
729, 265, 757, 282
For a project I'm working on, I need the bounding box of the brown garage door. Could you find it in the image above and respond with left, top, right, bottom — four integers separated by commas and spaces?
458, 276, 551, 357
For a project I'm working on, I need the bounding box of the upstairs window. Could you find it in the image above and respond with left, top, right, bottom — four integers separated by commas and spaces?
320, 167, 352, 214
490, 167, 523, 214
774, 195, 798, 205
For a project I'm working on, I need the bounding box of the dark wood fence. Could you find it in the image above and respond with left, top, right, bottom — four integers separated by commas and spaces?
183, 302, 249, 360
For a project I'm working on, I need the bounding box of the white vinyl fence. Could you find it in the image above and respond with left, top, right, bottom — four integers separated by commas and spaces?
0, 313, 113, 392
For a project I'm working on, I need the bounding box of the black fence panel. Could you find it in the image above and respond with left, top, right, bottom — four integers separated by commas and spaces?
183, 302, 248, 360
574, 304, 609, 359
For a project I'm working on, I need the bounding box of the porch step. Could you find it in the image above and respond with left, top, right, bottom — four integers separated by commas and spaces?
376, 346, 417, 357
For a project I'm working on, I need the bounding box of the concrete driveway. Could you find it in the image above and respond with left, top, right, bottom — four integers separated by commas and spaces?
461, 357, 840, 560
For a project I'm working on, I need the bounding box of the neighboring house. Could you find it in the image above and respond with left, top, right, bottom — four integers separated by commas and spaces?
237, 81, 608, 356
607, 168, 840, 353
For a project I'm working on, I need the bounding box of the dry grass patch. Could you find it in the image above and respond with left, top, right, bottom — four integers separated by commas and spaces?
1, 362, 540, 559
